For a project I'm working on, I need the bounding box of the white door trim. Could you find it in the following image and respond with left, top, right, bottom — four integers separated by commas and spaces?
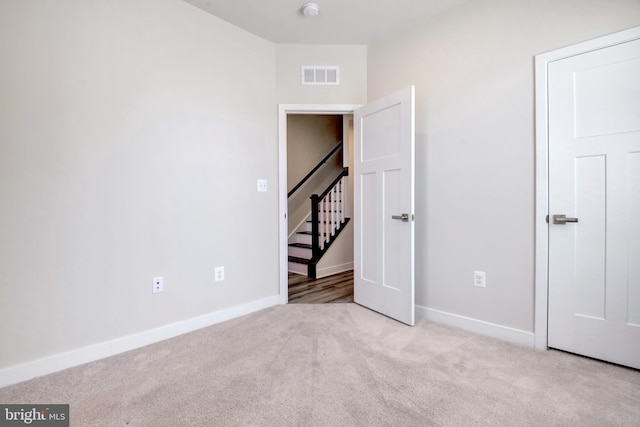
278, 104, 362, 304
534, 26, 640, 350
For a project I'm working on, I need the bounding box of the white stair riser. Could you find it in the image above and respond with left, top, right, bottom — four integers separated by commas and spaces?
288, 261, 307, 275
289, 246, 312, 259
294, 234, 313, 245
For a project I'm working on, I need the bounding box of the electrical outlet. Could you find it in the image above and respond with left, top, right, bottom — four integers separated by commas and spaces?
152, 277, 163, 293
473, 271, 486, 288
215, 266, 225, 282
257, 179, 267, 192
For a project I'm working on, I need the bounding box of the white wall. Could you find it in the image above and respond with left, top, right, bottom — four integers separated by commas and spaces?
0, 0, 278, 371
367, 0, 640, 332
276, 44, 367, 105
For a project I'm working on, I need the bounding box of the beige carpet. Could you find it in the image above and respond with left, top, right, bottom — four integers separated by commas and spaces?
1, 304, 639, 426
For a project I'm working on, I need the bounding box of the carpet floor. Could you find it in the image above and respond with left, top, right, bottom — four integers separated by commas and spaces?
1, 304, 639, 426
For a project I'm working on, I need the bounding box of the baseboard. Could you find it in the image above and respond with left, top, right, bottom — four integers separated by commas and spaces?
316, 262, 353, 278
0, 295, 280, 389
416, 305, 535, 348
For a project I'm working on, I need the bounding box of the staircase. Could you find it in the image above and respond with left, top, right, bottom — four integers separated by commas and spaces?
288, 169, 350, 279
288, 217, 314, 274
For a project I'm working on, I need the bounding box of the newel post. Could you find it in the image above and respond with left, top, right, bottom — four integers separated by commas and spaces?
310, 194, 320, 261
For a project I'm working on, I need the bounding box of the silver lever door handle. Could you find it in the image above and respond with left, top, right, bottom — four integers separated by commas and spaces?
392, 213, 409, 222
553, 214, 579, 225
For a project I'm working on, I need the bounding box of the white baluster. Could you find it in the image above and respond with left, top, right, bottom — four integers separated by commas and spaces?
332, 187, 337, 234
344, 175, 349, 219
334, 185, 340, 231
340, 176, 347, 222
325, 195, 330, 244
338, 177, 344, 227
329, 188, 336, 236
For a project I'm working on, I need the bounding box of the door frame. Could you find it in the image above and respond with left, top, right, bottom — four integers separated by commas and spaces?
278, 104, 361, 304
534, 26, 640, 350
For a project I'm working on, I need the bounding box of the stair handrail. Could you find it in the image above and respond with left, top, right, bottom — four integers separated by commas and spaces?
314, 167, 349, 201
288, 141, 343, 198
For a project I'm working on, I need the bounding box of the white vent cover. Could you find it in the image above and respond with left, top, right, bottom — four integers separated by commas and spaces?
301, 66, 340, 85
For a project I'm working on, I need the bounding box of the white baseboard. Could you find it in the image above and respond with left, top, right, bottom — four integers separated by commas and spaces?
0, 295, 280, 389
416, 305, 535, 348
316, 262, 353, 278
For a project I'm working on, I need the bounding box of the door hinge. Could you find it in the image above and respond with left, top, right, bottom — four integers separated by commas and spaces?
546, 215, 549, 224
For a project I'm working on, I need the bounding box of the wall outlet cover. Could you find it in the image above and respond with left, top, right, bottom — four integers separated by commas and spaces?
152, 277, 163, 293
473, 271, 486, 288
215, 266, 225, 282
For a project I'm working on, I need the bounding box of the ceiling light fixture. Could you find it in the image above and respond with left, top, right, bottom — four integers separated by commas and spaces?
301, 2, 320, 17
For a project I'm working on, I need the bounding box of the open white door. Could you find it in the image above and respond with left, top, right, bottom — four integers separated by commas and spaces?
354, 86, 415, 325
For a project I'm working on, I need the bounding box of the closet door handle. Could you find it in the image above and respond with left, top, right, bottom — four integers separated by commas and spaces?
553, 214, 579, 225
392, 213, 409, 222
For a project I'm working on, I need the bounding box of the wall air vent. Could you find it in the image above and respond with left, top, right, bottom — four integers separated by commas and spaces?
301, 66, 340, 85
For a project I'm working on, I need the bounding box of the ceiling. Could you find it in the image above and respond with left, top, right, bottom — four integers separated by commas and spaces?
182, 0, 468, 45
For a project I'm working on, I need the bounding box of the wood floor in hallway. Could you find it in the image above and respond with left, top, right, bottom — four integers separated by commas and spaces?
288, 270, 354, 304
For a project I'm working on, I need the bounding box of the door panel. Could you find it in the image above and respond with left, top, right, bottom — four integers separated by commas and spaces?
573, 155, 606, 319
361, 172, 377, 282
361, 104, 402, 161
354, 86, 415, 326
629, 152, 640, 326
574, 57, 640, 138
548, 38, 640, 369
383, 169, 402, 291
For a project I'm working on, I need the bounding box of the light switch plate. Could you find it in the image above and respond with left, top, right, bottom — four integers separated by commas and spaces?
257, 179, 267, 192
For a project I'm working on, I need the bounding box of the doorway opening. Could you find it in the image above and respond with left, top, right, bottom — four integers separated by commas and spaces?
278, 104, 360, 305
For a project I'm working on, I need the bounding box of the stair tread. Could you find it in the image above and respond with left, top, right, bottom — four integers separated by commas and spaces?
296, 231, 331, 236
306, 218, 350, 224
300, 216, 350, 223
288, 256, 311, 264
289, 242, 312, 249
